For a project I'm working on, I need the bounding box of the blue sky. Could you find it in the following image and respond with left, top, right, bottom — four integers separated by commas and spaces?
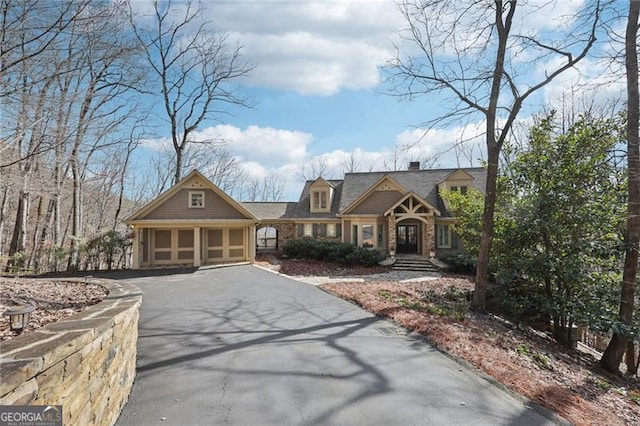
132, 0, 627, 201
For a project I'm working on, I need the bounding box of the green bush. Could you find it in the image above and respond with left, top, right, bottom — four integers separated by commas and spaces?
438, 251, 477, 273
283, 238, 384, 265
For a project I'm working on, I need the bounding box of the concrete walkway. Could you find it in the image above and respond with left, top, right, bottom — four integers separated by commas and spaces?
288, 269, 441, 285
115, 265, 559, 426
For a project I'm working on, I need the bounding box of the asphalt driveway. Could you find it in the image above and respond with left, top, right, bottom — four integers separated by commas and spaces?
115, 265, 557, 426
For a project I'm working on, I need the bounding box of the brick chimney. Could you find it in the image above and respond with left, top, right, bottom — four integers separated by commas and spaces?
408, 161, 420, 171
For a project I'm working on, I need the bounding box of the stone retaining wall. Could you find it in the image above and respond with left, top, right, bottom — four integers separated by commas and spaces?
0, 280, 142, 426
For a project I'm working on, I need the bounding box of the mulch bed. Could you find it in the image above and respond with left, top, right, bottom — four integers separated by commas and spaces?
0, 277, 108, 342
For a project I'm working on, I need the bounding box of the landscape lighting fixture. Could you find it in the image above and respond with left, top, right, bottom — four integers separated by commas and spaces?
3, 305, 35, 333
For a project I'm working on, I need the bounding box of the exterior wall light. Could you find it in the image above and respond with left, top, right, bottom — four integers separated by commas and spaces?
3, 305, 35, 333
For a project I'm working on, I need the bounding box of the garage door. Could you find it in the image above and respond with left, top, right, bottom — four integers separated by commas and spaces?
205, 228, 246, 262
152, 229, 195, 265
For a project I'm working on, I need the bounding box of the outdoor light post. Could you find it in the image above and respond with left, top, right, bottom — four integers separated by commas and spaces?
3, 305, 35, 333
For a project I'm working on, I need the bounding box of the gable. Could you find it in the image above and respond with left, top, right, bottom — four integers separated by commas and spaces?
373, 178, 404, 192
309, 176, 334, 189
141, 187, 249, 220
440, 169, 474, 188
384, 192, 441, 216
341, 175, 408, 214
127, 170, 256, 222
348, 190, 405, 214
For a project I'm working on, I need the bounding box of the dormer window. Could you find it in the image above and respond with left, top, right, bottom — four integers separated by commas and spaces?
189, 191, 204, 208
451, 186, 468, 195
309, 177, 334, 213
312, 190, 328, 210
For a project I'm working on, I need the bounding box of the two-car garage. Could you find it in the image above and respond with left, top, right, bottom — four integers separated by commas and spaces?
133, 225, 254, 268
126, 171, 259, 269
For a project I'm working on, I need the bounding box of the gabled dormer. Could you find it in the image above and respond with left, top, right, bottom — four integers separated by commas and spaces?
438, 169, 475, 195
309, 177, 335, 213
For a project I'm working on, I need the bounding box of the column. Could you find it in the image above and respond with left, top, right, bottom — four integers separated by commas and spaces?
131, 227, 139, 269
387, 214, 396, 256
426, 215, 436, 257
193, 226, 201, 267
248, 225, 256, 262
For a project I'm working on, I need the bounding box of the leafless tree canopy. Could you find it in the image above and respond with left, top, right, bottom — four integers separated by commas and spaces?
128, 0, 254, 184
1, 0, 149, 272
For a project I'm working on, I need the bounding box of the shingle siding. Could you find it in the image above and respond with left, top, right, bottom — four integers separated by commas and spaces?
348, 190, 404, 214
142, 188, 249, 220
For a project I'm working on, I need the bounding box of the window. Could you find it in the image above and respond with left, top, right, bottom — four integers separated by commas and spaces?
303, 223, 313, 237
362, 224, 374, 248
189, 191, 204, 208
312, 190, 328, 211
437, 224, 451, 248
326, 223, 336, 237
450, 186, 468, 195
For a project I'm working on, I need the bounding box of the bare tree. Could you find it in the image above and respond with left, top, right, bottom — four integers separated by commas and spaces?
242, 173, 286, 202
339, 151, 361, 174
0, 0, 90, 97
1, 0, 147, 271
298, 154, 331, 182
600, 0, 639, 375
128, 0, 253, 184
386, 0, 602, 309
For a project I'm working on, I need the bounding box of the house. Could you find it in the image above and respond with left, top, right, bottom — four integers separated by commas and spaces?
126, 164, 486, 269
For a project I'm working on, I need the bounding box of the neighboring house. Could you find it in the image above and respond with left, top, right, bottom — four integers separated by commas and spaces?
126, 163, 485, 269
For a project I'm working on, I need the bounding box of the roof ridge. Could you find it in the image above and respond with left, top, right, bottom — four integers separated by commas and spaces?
344, 166, 485, 176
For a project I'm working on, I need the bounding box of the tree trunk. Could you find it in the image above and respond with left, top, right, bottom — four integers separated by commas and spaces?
37, 198, 55, 270
0, 185, 8, 255
27, 196, 42, 269
174, 145, 183, 185
472, 0, 515, 310
601, 0, 639, 374
474, 143, 500, 309
6, 189, 28, 271
68, 156, 81, 271
626, 341, 637, 375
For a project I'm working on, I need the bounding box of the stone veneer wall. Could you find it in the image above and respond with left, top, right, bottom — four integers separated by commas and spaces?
424, 216, 435, 256
0, 280, 142, 426
257, 223, 296, 251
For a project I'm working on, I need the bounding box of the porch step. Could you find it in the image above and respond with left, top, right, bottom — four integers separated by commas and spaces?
392, 258, 440, 272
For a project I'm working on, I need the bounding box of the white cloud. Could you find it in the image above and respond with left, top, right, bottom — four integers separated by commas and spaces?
236, 31, 390, 95
139, 123, 312, 170
204, 0, 402, 95
541, 56, 627, 113
296, 123, 487, 182
515, 0, 586, 32
139, 136, 171, 152
193, 124, 313, 165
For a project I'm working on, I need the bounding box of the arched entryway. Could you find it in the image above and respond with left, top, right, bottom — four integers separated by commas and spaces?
385, 193, 437, 256
396, 220, 420, 254
256, 226, 278, 252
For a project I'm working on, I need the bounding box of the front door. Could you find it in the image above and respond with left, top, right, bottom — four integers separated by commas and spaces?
396, 224, 418, 254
